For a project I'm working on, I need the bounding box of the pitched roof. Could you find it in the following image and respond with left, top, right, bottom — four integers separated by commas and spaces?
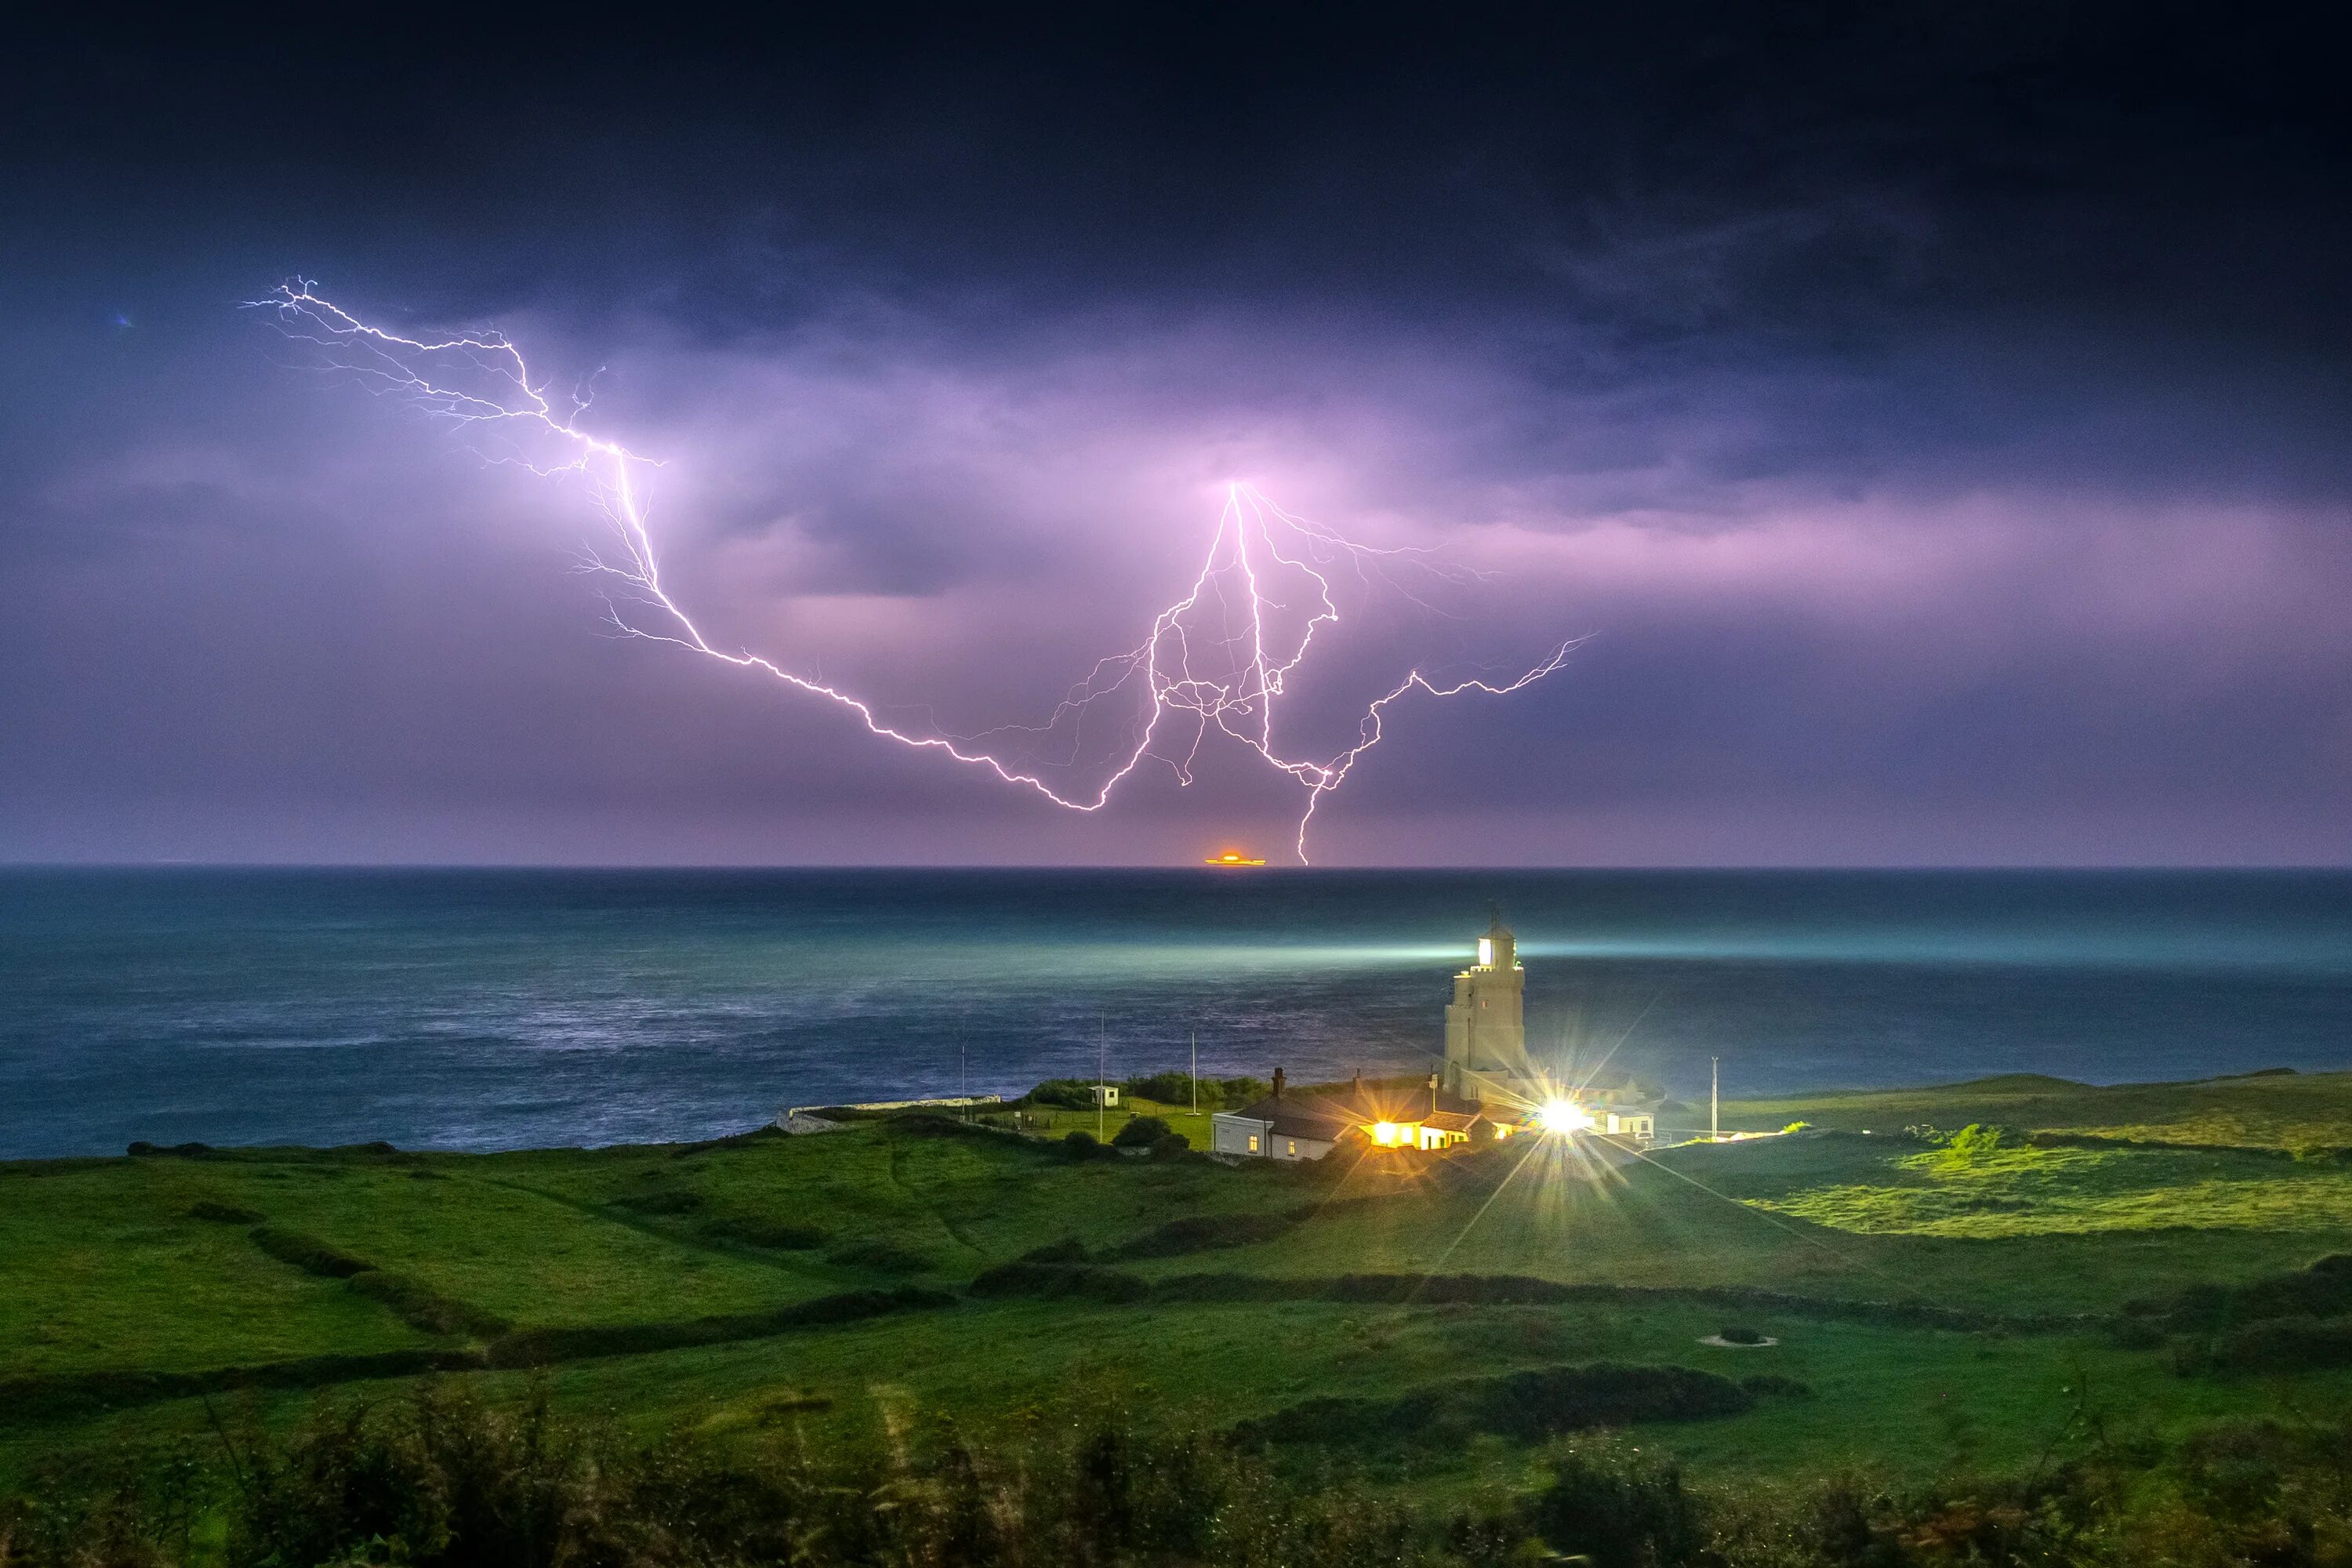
1224, 1094, 1358, 1142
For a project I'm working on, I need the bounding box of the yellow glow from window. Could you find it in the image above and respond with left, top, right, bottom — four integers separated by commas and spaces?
1477, 937, 1494, 966
1372, 1121, 1399, 1145
1538, 1100, 1594, 1134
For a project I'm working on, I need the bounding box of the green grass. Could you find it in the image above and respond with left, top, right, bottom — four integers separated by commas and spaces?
1719, 1069, 2352, 1149
1751, 1141, 2352, 1238
0, 1163, 436, 1374
9, 1070, 2352, 1499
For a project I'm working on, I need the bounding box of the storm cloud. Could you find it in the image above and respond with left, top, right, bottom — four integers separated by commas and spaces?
2, 6, 2346, 864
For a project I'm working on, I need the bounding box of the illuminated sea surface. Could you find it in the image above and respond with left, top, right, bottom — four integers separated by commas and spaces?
3, 868, 2349, 1159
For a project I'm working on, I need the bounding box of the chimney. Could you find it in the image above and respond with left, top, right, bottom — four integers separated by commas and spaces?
1272, 1067, 1286, 1099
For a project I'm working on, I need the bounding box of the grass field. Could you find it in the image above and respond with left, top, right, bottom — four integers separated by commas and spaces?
7, 1070, 2352, 1504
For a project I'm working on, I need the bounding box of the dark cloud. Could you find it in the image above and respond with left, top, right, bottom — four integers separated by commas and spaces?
0, 5, 2345, 863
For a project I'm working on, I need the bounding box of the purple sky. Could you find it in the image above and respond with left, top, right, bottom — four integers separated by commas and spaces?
3, 10, 2347, 865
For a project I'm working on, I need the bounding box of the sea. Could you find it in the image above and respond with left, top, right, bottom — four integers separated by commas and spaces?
2, 868, 2349, 1160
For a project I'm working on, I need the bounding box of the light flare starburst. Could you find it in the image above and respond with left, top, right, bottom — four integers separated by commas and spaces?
250, 281, 1574, 859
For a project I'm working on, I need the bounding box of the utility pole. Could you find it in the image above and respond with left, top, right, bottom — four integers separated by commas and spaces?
1098, 1011, 1108, 1142
1711, 1056, 1720, 1141
1190, 1030, 1198, 1114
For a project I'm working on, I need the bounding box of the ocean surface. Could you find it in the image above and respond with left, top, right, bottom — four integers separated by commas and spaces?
3, 868, 2349, 1160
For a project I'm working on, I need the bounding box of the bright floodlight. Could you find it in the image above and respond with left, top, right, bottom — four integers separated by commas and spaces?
1539, 1100, 1593, 1134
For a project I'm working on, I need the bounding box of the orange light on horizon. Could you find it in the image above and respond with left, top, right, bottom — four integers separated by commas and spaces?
1205, 851, 1267, 866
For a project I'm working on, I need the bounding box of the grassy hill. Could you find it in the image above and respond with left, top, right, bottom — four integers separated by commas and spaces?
7, 1071, 2352, 1523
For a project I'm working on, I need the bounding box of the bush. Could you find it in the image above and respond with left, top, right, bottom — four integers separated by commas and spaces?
611, 1188, 702, 1216
1149, 1133, 1192, 1161
1123, 1071, 1202, 1106
2212, 1313, 2352, 1374
1112, 1115, 1174, 1149
1109, 1211, 1296, 1260
1526, 1434, 1707, 1568
968, 1262, 1152, 1304
1062, 1130, 1110, 1160
822, 1240, 935, 1276
1232, 1363, 1754, 1452
9, 1385, 1541, 1568
347, 1270, 511, 1339
1018, 1237, 1092, 1265
699, 1216, 828, 1250
249, 1226, 373, 1279
1216, 1076, 1270, 1107
1740, 1374, 1816, 1399
2130, 1252, 2352, 1335
1936, 1123, 2007, 1168
1027, 1079, 1097, 1109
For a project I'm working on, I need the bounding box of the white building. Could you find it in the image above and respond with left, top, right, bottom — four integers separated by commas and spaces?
1209, 1069, 1351, 1160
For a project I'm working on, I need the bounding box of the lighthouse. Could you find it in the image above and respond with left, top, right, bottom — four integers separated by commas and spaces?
1440, 913, 1531, 1104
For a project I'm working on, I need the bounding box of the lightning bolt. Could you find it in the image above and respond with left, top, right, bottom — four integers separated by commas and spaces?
249, 281, 1576, 861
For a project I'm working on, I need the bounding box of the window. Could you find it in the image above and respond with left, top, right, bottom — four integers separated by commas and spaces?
1247, 1134, 1259, 1153
1287, 1140, 1297, 1156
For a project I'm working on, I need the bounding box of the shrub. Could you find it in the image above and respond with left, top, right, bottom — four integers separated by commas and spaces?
967, 1262, 1152, 1304
1018, 1237, 1092, 1265
346, 1270, 511, 1339
249, 1227, 373, 1279
1232, 1363, 1753, 1452
2212, 1314, 2352, 1374
1112, 1115, 1174, 1149
823, 1240, 935, 1276
1110, 1211, 1297, 1260
1062, 1130, 1107, 1159
611, 1188, 702, 1216
1123, 1070, 1202, 1106
1740, 1374, 1816, 1399
1216, 1076, 1270, 1107
1936, 1123, 2007, 1167
1027, 1079, 1097, 1109
2131, 1252, 2352, 1335
699, 1215, 828, 1250
1527, 1435, 1707, 1568
1149, 1133, 1192, 1161
1468, 1363, 1754, 1441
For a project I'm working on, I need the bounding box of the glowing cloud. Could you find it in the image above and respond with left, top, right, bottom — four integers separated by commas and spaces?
250, 282, 1574, 859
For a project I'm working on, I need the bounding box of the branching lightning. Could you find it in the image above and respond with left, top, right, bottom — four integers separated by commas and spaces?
250, 281, 1575, 860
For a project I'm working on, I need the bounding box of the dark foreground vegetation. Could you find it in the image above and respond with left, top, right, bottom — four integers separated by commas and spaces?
13, 1381, 2352, 1568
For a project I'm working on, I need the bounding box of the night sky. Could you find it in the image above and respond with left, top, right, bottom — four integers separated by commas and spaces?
4, 8, 2347, 866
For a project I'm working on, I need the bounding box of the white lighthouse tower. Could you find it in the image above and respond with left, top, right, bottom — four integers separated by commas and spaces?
1441, 913, 1531, 1104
